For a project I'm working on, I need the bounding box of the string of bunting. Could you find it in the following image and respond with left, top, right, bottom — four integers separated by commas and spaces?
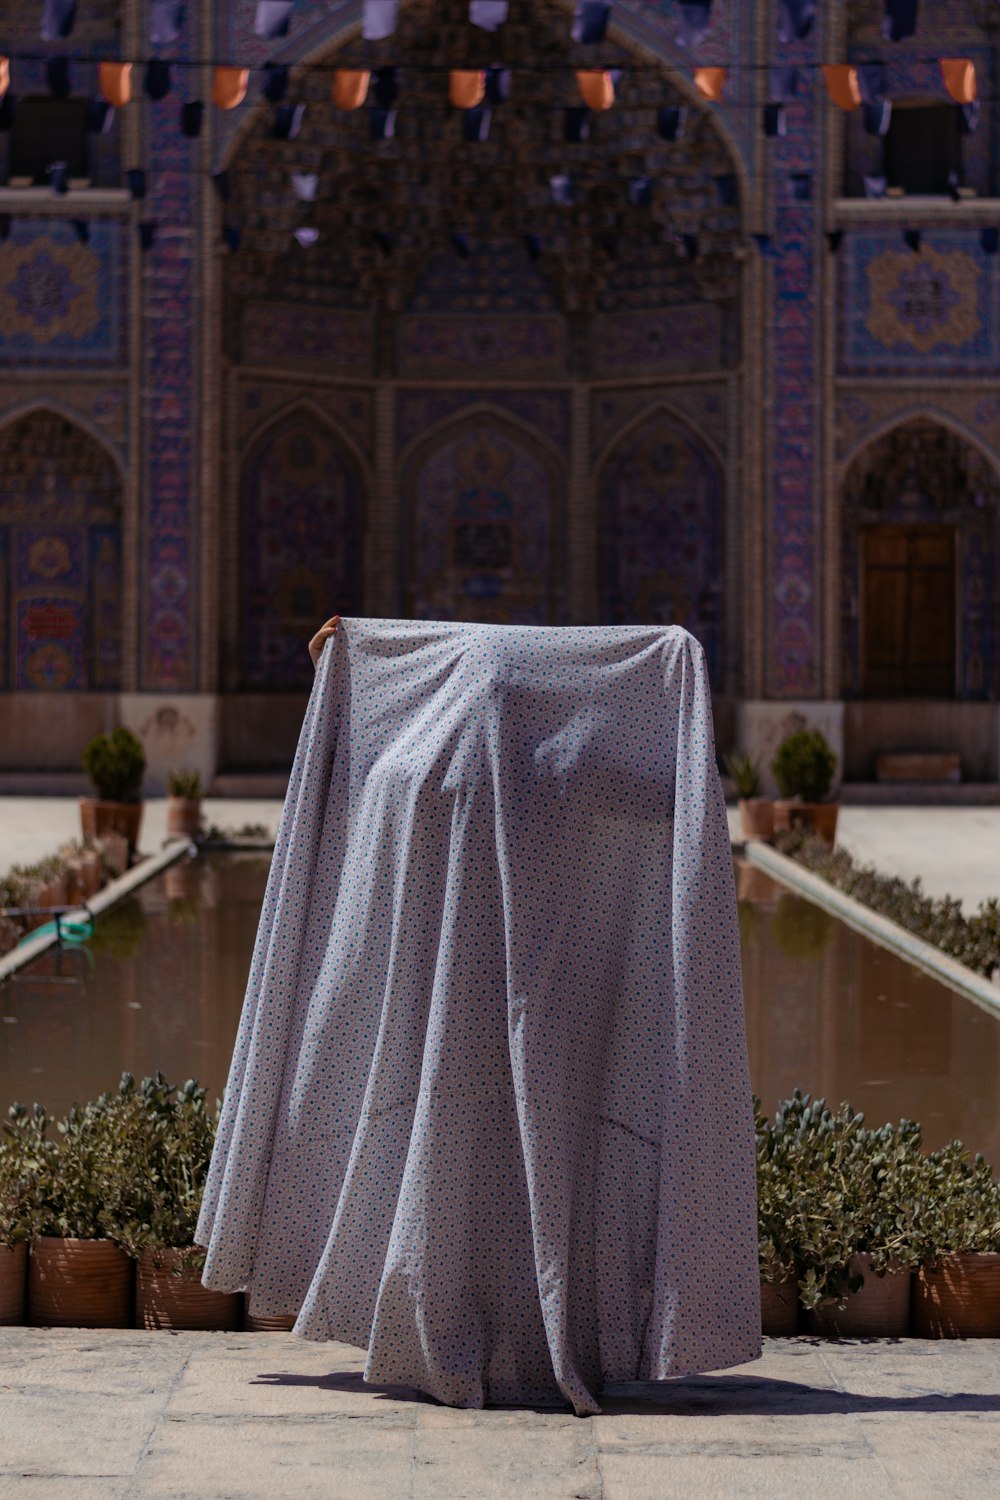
2, 1, 995, 258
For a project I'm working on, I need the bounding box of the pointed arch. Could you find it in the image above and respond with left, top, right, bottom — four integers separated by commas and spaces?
597, 404, 725, 685
240, 405, 367, 688
840, 415, 1000, 701
400, 410, 565, 624
0, 407, 123, 691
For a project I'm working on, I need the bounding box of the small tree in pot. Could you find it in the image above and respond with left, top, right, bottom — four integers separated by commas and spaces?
771, 728, 839, 844
910, 1142, 1000, 1338
7, 1094, 134, 1328
166, 769, 204, 841
0, 1126, 33, 1324
80, 727, 146, 857
725, 751, 774, 842
102, 1072, 240, 1331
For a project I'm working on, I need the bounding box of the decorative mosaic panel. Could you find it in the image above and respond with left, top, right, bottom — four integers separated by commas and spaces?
242, 411, 365, 688
0, 221, 125, 366
397, 317, 566, 379
242, 305, 374, 377
407, 240, 558, 314
0, 409, 123, 692
397, 391, 571, 453
839, 233, 998, 375
591, 306, 723, 377
141, 2, 202, 691
403, 420, 563, 624
599, 409, 724, 685
766, 8, 821, 697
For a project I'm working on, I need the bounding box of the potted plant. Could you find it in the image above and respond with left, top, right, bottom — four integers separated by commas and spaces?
771, 728, 839, 844
166, 769, 204, 841
103, 1073, 240, 1331
725, 751, 774, 842
80, 726, 146, 857
755, 1098, 798, 1335
10, 855, 69, 931
0, 1125, 32, 1324
8, 1095, 134, 1328
911, 1142, 1000, 1338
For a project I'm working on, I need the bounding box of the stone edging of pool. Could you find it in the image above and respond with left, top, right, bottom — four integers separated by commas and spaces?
0, 839, 194, 987
743, 838, 1000, 1022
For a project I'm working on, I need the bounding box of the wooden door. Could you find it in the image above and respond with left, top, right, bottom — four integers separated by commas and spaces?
860, 525, 956, 697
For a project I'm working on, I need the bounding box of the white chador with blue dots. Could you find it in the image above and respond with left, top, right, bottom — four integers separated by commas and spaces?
197, 618, 761, 1414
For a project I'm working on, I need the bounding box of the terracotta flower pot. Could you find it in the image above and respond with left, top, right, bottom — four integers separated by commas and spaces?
166, 796, 202, 840
28, 1236, 132, 1328
739, 797, 774, 842
760, 1276, 798, 1335
135, 1247, 241, 1330
0, 1242, 27, 1325
913, 1253, 1000, 1338
803, 1253, 911, 1338
772, 800, 839, 845
79, 798, 143, 855
245, 1311, 298, 1331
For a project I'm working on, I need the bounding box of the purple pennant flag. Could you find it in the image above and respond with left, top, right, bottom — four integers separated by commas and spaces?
776, 0, 814, 43
790, 171, 812, 201
180, 100, 203, 137
145, 60, 172, 101
463, 106, 492, 142
769, 66, 799, 101
485, 66, 511, 105
41, 0, 76, 40
151, 1, 184, 45
564, 106, 590, 143
571, 2, 609, 45
629, 176, 652, 207
362, 0, 398, 41
369, 106, 396, 140
294, 226, 319, 247
958, 101, 980, 136
863, 174, 887, 199
980, 228, 998, 256
857, 63, 887, 103
763, 103, 787, 137
902, 228, 921, 253
863, 99, 892, 136
72, 219, 90, 243
677, 3, 711, 49
254, 2, 295, 40
469, 1, 508, 30
271, 102, 305, 140
139, 221, 156, 251
550, 174, 576, 206
263, 64, 289, 103
657, 105, 687, 141
883, 0, 918, 42
47, 161, 69, 195
291, 171, 318, 201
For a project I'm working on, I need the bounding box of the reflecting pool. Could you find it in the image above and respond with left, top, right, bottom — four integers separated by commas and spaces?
2, 851, 999, 1161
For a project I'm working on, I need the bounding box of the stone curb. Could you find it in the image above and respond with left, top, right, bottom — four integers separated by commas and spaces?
744, 838, 1000, 1021
0, 839, 192, 986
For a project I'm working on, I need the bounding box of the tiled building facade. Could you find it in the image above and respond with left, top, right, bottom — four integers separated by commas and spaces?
1, 0, 999, 788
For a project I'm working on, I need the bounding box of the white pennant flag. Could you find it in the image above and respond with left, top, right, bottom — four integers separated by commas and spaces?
291, 172, 319, 201
469, 1, 509, 30
362, 0, 398, 41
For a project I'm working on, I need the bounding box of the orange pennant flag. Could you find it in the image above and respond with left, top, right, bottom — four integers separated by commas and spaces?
99, 61, 133, 107
693, 67, 726, 101
576, 70, 615, 111
822, 64, 861, 110
0, 57, 9, 102
332, 69, 371, 110
940, 58, 976, 105
450, 70, 486, 108
213, 66, 250, 110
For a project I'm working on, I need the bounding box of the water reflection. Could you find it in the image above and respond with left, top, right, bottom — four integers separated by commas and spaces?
1, 852, 998, 1161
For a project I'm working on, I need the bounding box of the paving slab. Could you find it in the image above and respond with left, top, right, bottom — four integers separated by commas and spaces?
2, 1331, 1000, 1499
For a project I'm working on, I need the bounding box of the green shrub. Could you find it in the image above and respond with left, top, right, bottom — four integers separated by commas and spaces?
167, 768, 202, 799
725, 751, 762, 799
771, 728, 837, 803
82, 726, 146, 803
777, 830, 1000, 980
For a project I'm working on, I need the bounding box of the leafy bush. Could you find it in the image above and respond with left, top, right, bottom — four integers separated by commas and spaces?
167, 769, 202, 799
725, 751, 762, 799
777, 830, 1000, 980
82, 726, 146, 803
756, 1090, 928, 1307
771, 728, 837, 803
1, 1073, 221, 1273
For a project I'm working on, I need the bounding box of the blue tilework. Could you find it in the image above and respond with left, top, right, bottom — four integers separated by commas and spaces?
196, 618, 761, 1413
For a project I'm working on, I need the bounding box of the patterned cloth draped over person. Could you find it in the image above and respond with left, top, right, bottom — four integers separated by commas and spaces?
196, 617, 761, 1415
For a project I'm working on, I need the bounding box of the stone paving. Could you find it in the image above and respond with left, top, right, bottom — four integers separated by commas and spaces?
0, 1330, 998, 1499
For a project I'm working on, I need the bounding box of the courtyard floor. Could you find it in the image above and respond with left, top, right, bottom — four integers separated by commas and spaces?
0, 1329, 998, 1499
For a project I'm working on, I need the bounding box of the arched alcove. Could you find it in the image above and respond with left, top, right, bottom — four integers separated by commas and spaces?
0, 409, 123, 691
598, 408, 725, 685
240, 408, 366, 687
840, 417, 1000, 699
401, 414, 564, 624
